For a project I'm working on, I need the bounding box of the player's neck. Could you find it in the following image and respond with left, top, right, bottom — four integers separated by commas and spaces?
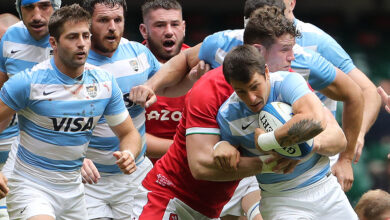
54, 57, 85, 79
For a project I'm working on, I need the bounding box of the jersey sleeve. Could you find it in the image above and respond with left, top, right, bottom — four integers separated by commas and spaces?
103, 74, 127, 117
199, 30, 244, 69
216, 103, 240, 146
184, 67, 233, 136
279, 73, 312, 104
292, 46, 336, 91
313, 31, 355, 74
0, 70, 31, 111
185, 86, 221, 135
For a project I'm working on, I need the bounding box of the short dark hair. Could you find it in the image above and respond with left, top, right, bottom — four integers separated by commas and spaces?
355, 189, 390, 219
244, 0, 285, 19
244, 6, 299, 49
223, 45, 266, 84
49, 4, 91, 40
141, 0, 182, 21
81, 0, 127, 17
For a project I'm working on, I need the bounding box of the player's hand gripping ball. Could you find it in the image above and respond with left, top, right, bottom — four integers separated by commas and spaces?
258, 102, 313, 160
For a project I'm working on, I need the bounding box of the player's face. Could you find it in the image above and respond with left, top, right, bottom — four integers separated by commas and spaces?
263, 33, 295, 72
230, 71, 270, 113
141, 9, 185, 62
54, 21, 91, 70
90, 3, 124, 57
21, 0, 53, 41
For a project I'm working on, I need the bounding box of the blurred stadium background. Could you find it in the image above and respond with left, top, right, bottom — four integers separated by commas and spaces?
1, 0, 390, 207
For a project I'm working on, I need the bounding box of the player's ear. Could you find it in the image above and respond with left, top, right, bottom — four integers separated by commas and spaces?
49, 36, 57, 50
291, 0, 296, 11
139, 23, 148, 40
264, 64, 270, 80
253, 44, 266, 58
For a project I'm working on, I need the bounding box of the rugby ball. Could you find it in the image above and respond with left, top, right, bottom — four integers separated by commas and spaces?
258, 102, 313, 160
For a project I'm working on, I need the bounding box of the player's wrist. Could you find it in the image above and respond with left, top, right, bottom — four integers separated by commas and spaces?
257, 131, 281, 151
246, 202, 260, 220
123, 150, 135, 161
213, 141, 228, 151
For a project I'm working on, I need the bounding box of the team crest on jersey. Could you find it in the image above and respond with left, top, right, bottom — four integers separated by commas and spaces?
86, 85, 98, 98
169, 213, 178, 220
129, 59, 139, 72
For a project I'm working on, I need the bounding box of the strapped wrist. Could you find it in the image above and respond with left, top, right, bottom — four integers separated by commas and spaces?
257, 131, 281, 151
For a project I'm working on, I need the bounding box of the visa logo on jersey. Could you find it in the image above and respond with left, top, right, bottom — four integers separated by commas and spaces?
50, 117, 96, 132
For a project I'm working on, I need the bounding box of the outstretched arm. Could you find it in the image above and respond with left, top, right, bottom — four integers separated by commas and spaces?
320, 68, 364, 192
348, 68, 381, 163
130, 44, 204, 108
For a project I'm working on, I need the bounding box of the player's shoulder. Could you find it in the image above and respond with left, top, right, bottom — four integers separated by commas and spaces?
118, 37, 154, 61
295, 19, 325, 35
120, 37, 149, 51
2, 21, 28, 42
12, 59, 52, 83
204, 29, 244, 44
219, 92, 241, 113
270, 71, 291, 81
293, 44, 314, 57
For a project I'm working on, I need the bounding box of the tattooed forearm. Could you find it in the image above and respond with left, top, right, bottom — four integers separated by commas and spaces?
278, 119, 324, 147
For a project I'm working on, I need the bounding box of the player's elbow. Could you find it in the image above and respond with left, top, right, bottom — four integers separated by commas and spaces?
310, 109, 327, 136
188, 160, 212, 180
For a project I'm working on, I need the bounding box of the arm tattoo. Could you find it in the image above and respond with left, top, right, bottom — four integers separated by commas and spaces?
278, 119, 323, 147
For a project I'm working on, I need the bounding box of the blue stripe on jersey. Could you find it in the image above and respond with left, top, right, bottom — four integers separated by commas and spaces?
18, 145, 83, 171
0, 58, 37, 75
290, 164, 330, 190
256, 154, 321, 184
0, 206, 6, 209
0, 124, 18, 140
18, 115, 92, 146
86, 38, 160, 174
0, 151, 9, 164
89, 136, 120, 152
294, 18, 355, 74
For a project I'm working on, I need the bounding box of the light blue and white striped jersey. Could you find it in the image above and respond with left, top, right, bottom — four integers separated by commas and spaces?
217, 72, 330, 192
86, 38, 160, 174
198, 29, 338, 114
294, 18, 355, 74
0, 21, 53, 163
0, 58, 127, 186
